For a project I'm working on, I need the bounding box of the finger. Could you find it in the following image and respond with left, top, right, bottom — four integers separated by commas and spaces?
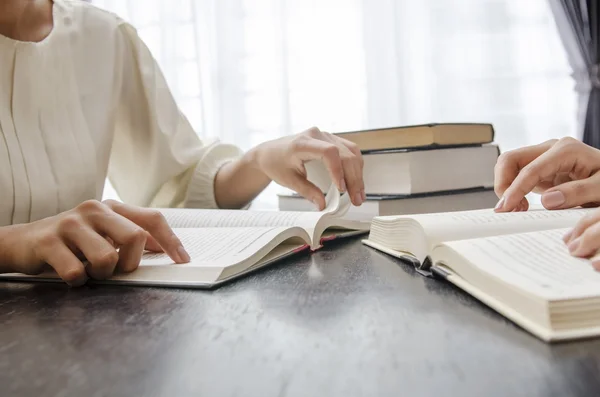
107, 231, 161, 252
293, 138, 345, 192
565, 209, 600, 245
516, 198, 529, 212
532, 181, 557, 195
62, 225, 120, 279
338, 138, 367, 202
494, 140, 557, 199
337, 138, 365, 205
591, 250, 600, 270
563, 229, 573, 243
116, 233, 147, 273
495, 196, 530, 212
541, 172, 600, 210
342, 156, 361, 206
82, 208, 149, 273
568, 220, 600, 258
498, 141, 578, 212
103, 200, 189, 263
286, 169, 326, 210
41, 242, 88, 287
144, 232, 163, 252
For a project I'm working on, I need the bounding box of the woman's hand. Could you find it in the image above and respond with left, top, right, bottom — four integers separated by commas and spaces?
563, 209, 600, 269
250, 126, 365, 209
494, 137, 600, 212
0, 200, 189, 286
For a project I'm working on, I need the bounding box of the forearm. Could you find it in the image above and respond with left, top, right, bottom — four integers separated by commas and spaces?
213, 148, 271, 209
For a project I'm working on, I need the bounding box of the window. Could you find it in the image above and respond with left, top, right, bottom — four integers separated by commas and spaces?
95, 0, 575, 206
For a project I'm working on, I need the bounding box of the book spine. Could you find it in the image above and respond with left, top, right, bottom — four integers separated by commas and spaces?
398, 255, 434, 278
415, 256, 434, 277
431, 266, 451, 280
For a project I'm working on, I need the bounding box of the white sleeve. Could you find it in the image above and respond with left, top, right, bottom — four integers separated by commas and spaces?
107, 20, 242, 209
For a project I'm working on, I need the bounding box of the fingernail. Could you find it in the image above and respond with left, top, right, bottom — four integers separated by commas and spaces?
361, 189, 366, 202
568, 237, 581, 254
563, 230, 573, 243
339, 179, 347, 192
354, 192, 362, 206
177, 246, 191, 263
542, 191, 565, 209
494, 197, 505, 211
592, 260, 600, 271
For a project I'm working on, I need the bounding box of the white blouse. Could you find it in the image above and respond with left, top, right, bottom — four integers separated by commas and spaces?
0, 0, 242, 227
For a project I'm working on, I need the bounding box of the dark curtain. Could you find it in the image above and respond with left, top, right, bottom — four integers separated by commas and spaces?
556, 1, 600, 147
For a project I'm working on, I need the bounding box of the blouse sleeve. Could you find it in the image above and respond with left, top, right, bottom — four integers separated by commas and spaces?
107, 20, 243, 209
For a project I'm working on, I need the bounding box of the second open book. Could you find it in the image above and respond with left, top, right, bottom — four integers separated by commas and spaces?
364, 207, 600, 342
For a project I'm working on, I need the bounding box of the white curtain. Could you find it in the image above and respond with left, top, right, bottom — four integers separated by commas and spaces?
95, 0, 577, 206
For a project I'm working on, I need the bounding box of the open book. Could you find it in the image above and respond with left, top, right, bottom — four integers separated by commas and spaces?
3, 186, 369, 288
363, 207, 600, 342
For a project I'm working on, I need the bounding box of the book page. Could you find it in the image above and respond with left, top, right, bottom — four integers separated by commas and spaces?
141, 227, 305, 268
160, 208, 323, 229
442, 228, 600, 300
159, 184, 347, 242
405, 207, 593, 247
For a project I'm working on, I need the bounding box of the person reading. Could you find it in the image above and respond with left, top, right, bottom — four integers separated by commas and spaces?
0, 0, 365, 286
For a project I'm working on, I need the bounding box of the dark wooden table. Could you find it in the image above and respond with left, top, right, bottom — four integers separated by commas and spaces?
1, 238, 600, 397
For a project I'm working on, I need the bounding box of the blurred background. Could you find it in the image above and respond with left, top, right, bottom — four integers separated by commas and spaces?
93, 0, 576, 206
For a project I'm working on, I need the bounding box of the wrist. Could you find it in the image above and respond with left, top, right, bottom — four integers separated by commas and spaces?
243, 145, 270, 181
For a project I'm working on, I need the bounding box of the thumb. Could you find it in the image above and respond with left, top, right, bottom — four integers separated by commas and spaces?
285, 172, 326, 210
541, 174, 600, 209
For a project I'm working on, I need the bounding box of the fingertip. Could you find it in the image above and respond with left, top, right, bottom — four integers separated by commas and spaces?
353, 191, 362, 207
64, 268, 88, 287
593, 260, 600, 271
176, 246, 191, 264
568, 237, 582, 255
494, 196, 506, 212
312, 196, 326, 211
563, 230, 573, 243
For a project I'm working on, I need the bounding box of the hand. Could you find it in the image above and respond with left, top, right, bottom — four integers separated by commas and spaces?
563, 208, 600, 270
250, 126, 365, 209
494, 137, 600, 212
0, 200, 190, 286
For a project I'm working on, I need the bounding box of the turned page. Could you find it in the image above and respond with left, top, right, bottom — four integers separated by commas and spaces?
406, 207, 593, 247
439, 228, 600, 300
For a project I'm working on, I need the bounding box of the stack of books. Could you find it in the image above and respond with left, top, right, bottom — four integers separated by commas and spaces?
278, 123, 499, 219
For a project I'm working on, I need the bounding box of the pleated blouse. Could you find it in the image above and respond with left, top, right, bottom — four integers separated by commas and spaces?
0, 0, 241, 226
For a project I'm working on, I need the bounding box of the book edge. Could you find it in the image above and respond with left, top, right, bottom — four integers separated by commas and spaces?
333, 122, 494, 136
278, 186, 496, 201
